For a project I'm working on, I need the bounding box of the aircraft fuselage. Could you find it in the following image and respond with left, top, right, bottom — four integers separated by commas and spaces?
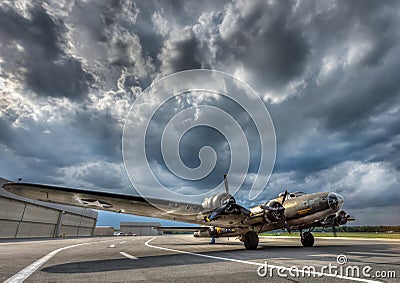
201, 191, 345, 235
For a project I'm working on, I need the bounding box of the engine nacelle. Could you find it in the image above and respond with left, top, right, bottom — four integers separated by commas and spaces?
263, 200, 285, 223
201, 192, 231, 210
335, 210, 348, 225
321, 210, 350, 227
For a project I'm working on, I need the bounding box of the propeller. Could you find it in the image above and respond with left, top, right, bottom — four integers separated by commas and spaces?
261, 190, 291, 233
205, 174, 236, 222
347, 216, 356, 222
330, 210, 352, 237
280, 190, 291, 233
281, 190, 288, 205
331, 217, 338, 237
224, 174, 229, 195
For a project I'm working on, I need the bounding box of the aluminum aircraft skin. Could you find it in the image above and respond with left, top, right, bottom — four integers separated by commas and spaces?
2, 175, 354, 250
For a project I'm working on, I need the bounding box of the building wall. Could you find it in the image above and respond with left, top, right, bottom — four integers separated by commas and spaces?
120, 222, 161, 236
58, 213, 96, 237
94, 226, 115, 236
0, 195, 97, 239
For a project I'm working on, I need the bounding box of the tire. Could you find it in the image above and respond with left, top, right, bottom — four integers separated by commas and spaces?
244, 231, 259, 250
301, 232, 314, 247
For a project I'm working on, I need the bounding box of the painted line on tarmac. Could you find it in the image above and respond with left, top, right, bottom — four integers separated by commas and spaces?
4, 238, 117, 283
347, 251, 399, 257
119, 251, 138, 260
309, 254, 339, 257
144, 236, 381, 283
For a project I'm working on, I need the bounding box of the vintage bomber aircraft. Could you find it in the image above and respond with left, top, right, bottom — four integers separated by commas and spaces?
2, 175, 353, 250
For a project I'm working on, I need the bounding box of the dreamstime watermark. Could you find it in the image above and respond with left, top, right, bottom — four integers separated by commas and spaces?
122, 69, 276, 214
257, 254, 397, 280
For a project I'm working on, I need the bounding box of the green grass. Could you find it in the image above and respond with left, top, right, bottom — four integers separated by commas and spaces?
261, 232, 400, 239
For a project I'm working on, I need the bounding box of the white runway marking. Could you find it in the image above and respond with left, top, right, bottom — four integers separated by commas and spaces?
145, 237, 381, 283
309, 254, 338, 257
119, 252, 138, 260
4, 239, 116, 283
347, 251, 397, 257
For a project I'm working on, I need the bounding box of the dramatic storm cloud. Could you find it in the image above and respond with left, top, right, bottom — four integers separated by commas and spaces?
0, 0, 399, 225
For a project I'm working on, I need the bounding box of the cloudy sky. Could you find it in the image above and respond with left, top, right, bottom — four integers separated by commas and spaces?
0, 0, 399, 226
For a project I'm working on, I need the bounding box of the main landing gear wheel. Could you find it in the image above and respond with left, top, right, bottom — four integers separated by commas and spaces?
243, 231, 259, 250
301, 232, 314, 247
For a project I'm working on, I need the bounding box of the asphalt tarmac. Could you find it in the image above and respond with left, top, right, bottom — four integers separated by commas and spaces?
0, 235, 399, 282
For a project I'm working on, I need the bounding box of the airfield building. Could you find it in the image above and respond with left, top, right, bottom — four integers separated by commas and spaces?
0, 178, 98, 239
120, 222, 162, 236
94, 226, 115, 236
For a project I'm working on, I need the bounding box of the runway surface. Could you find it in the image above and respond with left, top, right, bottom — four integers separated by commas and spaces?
0, 235, 399, 282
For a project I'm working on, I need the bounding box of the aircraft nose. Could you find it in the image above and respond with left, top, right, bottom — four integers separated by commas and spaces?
327, 192, 344, 211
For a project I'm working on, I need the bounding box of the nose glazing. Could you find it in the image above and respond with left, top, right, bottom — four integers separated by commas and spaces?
327, 192, 344, 211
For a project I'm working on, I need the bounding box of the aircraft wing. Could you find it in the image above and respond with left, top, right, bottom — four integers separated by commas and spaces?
1, 182, 206, 225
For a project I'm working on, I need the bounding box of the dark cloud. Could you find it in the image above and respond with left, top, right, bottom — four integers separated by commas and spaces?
133, 1, 164, 63
252, 0, 400, 178
0, 112, 130, 192
313, 67, 400, 132
143, 92, 263, 192
70, 110, 123, 162
0, 5, 92, 100
215, 0, 309, 88
160, 33, 204, 73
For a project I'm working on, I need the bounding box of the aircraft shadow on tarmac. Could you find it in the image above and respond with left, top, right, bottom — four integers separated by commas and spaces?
41, 243, 398, 273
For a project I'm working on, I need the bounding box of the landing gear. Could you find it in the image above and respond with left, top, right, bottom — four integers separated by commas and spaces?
300, 231, 314, 247
242, 231, 259, 250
